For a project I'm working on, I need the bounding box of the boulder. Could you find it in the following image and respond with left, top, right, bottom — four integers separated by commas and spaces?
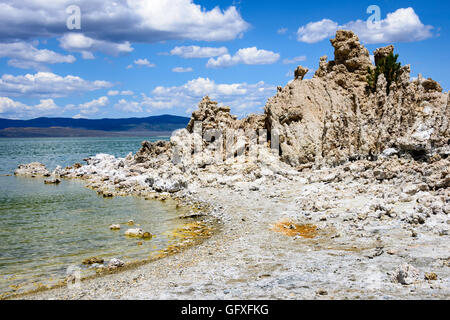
374, 45, 394, 65
125, 228, 144, 237
294, 66, 309, 80
44, 177, 61, 184
393, 264, 420, 285
14, 162, 50, 177
108, 258, 125, 269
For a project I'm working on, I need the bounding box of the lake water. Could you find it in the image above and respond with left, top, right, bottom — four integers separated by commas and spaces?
0, 137, 190, 297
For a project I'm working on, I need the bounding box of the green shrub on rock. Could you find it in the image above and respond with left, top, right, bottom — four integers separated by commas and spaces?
367, 52, 402, 94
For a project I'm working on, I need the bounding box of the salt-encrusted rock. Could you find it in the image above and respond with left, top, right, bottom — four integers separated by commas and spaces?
108, 258, 125, 269
135, 140, 171, 163
124, 228, 152, 239
14, 162, 50, 177
381, 148, 398, 158
125, 228, 144, 237
393, 264, 421, 285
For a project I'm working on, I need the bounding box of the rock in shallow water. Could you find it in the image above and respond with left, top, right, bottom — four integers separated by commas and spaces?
108, 258, 124, 269
14, 162, 50, 177
82, 257, 104, 265
44, 177, 61, 184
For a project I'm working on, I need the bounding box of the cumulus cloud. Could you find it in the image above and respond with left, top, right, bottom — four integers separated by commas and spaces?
0, 1, 249, 59
108, 90, 134, 96
133, 58, 155, 67
115, 77, 276, 117
59, 33, 133, 59
206, 47, 280, 68
170, 46, 228, 58
0, 72, 113, 98
0, 41, 75, 70
114, 99, 143, 113
277, 28, 288, 35
172, 67, 193, 73
74, 96, 109, 117
283, 56, 307, 64
297, 19, 339, 44
297, 8, 433, 44
0, 96, 58, 118
120, 90, 134, 96
107, 90, 119, 96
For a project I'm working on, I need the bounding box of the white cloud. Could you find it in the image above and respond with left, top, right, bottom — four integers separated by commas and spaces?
0, 72, 113, 98
120, 90, 134, 96
134, 58, 156, 68
297, 19, 339, 44
0, 41, 75, 70
0, 96, 58, 118
277, 28, 288, 35
297, 8, 433, 44
114, 99, 143, 113
108, 90, 134, 96
170, 46, 228, 58
172, 67, 194, 73
116, 77, 276, 117
75, 96, 109, 116
206, 47, 280, 68
283, 56, 307, 64
59, 33, 133, 58
0, 1, 249, 58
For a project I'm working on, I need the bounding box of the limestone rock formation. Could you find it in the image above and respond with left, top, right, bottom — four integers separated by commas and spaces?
294, 66, 309, 80
14, 162, 50, 177
14, 30, 448, 196
131, 30, 447, 171
265, 30, 449, 167
186, 96, 237, 134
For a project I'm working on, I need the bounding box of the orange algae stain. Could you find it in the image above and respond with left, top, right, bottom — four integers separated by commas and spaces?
272, 220, 318, 238
155, 221, 214, 258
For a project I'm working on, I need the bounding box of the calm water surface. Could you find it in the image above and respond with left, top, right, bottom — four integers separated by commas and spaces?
0, 137, 187, 296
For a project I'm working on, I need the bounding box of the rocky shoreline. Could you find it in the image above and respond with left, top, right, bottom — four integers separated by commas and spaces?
13, 156, 450, 299
11, 30, 449, 299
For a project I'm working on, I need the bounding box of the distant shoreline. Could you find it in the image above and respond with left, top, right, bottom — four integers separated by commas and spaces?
0, 114, 190, 138
0, 127, 174, 138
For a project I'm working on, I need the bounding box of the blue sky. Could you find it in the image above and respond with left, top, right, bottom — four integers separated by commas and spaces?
0, 0, 448, 120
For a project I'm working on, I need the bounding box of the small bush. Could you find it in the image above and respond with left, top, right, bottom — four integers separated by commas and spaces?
367, 52, 402, 94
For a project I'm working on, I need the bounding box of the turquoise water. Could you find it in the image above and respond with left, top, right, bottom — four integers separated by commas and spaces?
0, 137, 168, 175
0, 137, 187, 296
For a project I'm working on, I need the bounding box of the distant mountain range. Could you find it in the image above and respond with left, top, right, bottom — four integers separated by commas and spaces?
0, 115, 190, 137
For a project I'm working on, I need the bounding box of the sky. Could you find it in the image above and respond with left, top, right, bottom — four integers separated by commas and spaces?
0, 0, 448, 120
